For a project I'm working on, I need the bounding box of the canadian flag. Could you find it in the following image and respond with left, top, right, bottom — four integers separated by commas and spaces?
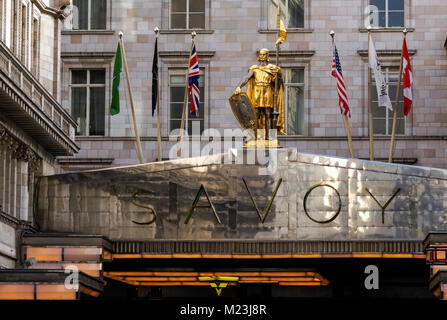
402, 38, 413, 116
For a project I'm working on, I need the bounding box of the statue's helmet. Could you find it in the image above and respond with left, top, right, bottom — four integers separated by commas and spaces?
258, 48, 269, 62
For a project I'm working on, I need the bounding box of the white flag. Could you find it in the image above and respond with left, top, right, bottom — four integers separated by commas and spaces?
369, 36, 392, 111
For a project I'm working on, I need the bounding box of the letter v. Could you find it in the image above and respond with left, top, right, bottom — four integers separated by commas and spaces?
242, 178, 282, 223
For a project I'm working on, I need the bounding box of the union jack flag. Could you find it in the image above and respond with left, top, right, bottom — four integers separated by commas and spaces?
188, 41, 200, 117
331, 45, 351, 117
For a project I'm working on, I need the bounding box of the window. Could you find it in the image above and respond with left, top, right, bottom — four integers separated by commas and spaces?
11, 0, 18, 54
31, 17, 40, 76
170, 0, 205, 29
284, 68, 304, 135
72, 0, 107, 30
169, 69, 205, 135
371, 67, 404, 135
369, 0, 404, 28
70, 69, 105, 136
269, 0, 304, 29
20, 4, 27, 64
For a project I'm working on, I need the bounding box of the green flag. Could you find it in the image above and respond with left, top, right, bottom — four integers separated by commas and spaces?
110, 42, 122, 115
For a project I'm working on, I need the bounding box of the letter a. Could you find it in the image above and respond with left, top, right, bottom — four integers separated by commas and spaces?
184, 184, 221, 224
364, 265, 379, 290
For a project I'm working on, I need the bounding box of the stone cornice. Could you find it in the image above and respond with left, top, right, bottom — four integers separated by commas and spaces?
0, 125, 42, 171
159, 51, 216, 59
0, 210, 20, 228
61, 52, 116, 60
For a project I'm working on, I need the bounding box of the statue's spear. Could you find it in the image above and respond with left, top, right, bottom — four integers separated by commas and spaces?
273, 2, 287, 132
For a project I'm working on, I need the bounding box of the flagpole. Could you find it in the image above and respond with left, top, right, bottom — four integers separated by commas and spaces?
330, 30, 354, 159
154, 27, 162, 162
272, 2, 281, 134
388, 28, 407, 163
177, 31, 196, 158
367, 26, 374, 161
119, 31, 144, 164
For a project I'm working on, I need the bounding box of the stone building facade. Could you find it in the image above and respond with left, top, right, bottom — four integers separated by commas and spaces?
0, 0, 78, 269
59, 0, 447, 169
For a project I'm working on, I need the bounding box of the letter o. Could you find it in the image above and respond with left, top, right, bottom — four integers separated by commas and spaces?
303, 183, 341, 224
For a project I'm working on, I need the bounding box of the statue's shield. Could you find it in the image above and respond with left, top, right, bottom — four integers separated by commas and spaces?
228, 93, 256, 130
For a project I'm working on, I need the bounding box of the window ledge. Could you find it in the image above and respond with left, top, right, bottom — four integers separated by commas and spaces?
357, 49, 417, 57
61, 51, 116, 60
159, 29, 215, 34
258, 28, 313, 34
61, 30, 116, 35
359, 27, 415, 33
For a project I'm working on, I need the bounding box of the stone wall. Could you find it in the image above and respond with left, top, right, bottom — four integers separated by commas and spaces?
60, 0, 447, 168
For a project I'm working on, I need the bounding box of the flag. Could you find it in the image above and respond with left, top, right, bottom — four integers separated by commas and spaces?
152, 37, 158, 117
402, 38, 413, 116
110, 42, 122, 116
188, 41, 200, 117
331, 44, 351, 117
369, 36, 392, 111
275, 19, 287, 46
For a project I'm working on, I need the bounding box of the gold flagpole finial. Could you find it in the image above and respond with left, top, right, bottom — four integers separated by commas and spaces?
154, 26, 159, 36
118, 31, 123, 39
191, 31, 197, 38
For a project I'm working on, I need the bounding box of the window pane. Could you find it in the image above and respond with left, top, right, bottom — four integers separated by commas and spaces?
170, 75, 185, 84
90, 0, 107, 29
72, 70, 87, 84
389, 118, 404, 135
373, 118, 386, 134
268, 0, 286, 29
388, 0, 404, 11
288, 0, 304, 28
372, 102, 386, 117
71, 87, 87, 135
370, 0, 385, 11
171, 13, 187, 29
89, 87, 105, 135
287, 68, 304, 83
72, 0, 88, 30
170, 103, 184, 119
170, 87, 185, 103
172, 0, 187, 12
287, 86, 304, 135
170, 119, 181, 131
397, 101, 404, 117
388, 11, 404, 27
189, 0, 205, 12
378, 11, 386, 27
90, 69, 105, 84
189, 13, 205, 29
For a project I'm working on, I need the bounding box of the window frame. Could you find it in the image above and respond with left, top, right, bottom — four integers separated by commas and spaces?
370, 66, 405, 136
283, 67, 305, 135
72, 0, 108, 31
169, 0, 206, 30
69, 69, 106, 137
168, 68, 205, 136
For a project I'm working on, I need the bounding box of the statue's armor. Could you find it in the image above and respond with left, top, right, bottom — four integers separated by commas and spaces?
249, 64, 279, 108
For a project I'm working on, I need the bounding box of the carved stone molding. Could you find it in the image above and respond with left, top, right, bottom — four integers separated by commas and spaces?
0, 126, 42, 171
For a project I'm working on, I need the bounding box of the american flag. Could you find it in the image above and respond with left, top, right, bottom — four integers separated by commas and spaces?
331, 45, 351, 117
188, 41, 200, 117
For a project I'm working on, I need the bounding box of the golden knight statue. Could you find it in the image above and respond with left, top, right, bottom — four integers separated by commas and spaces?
232, 48, 285, 147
